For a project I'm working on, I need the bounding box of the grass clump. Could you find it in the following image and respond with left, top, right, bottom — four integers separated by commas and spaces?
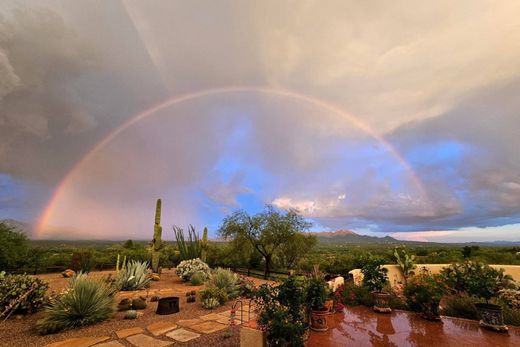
189, 271, 205, 286
36, 273, 115, 334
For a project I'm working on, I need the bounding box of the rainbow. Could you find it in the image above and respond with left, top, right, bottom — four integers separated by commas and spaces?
37, 86, 431, 236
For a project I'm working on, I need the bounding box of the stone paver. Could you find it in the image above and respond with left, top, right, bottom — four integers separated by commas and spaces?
190, 321, 227, 334
45, 336, 110, 347
218, 309, 233, 317
166, 328, 201, 342
126, 334, 172, 347
199, 312, 222, 321
215, 316, 232, 325
116, 327, 144, 338
93, 341, 125, 347
176, 318, 204, 327
146, 321, 178, 336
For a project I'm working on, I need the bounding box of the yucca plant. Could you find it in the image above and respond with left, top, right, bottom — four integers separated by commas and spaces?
36, 273, 115, 334
116, 260, 151, 291
207, 268, 240, 299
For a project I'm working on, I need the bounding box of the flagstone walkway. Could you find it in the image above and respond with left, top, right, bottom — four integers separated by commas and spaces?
45, 303, 256, 347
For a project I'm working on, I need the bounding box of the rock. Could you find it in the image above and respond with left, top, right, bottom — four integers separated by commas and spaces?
150, 295, 160, 302
131, 297, 147, 310
151, 273, 160, 281
124, 310, 138, 319
62, 269, 75, 278
117, 298, 132, 311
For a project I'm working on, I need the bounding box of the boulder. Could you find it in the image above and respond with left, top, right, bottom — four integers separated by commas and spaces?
62, 269, 75, 278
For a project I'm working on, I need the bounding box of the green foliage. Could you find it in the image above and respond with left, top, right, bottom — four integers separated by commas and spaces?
0, 222, 28, 271
498, 288, 520, 309
151, 198, 163, 273
306, 277, 328, 311
202, 297, 220, 309
0, 273, 49, 314
36, 273, 115, 334
173, 225, 202, 261
403, 273, 447, 312
71, 250, 94, 273
440, 261, 514, 302
254, 277, 307, 347
200, 227, 209, 263
441, 295, 480, 320
115, 260, 151, 291
361, 254, 388, 292
189, 272, 205, 286
394, 248, 416, 282
200, 287, 228, 305
175, 258, 211, 281
336, 282, 374, 307
206, 268, 239, 299
503, 305, 520, 326
237, 275, 257, 298
219, 205, 312, 279
277, 232, 317, 270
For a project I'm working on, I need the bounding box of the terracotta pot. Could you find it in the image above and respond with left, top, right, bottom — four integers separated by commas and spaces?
420, 300, 441, 321
372, 291, 392, 313
475, 303, 508, 332
310, 309, 329, 332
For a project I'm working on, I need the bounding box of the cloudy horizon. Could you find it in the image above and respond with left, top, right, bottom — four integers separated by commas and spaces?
1, 1, 519, 241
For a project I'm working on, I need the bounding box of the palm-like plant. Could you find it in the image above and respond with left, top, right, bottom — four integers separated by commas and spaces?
116, 260, 151, 291
36, 273, 115, 334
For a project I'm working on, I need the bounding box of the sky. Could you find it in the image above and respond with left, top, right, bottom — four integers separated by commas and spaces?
0, 0, 519, 241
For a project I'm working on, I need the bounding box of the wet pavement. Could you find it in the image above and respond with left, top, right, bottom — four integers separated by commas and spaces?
307, 306, 520, 347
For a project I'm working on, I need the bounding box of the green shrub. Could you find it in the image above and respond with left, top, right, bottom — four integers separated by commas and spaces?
441, 295, 480, 320
503, 305, 520, 326
189, 272, 205, 286
206, 268, 239, 299
116, 260, 151, 291
403, 273, 447, 312
175, 258, 211, 281
0, 274, 48, 314
202, 297, 220, 309
36, 273, 115, 334
337, 282, 374, 307
361, 254, 388, 292
306, 277, 329, 311
200, 287, 228, 305
237, 275, 257, 298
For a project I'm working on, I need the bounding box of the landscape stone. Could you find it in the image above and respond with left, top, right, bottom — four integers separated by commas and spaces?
199, 313, 223, 321
93, 341, 126, 347
126, 334, 172, 347
166, 328, 201, 342
190, 321, 227, 334
116, 327, 144, 338
176, 318, 204, 327
146, 321, 178, 335
45, 336, 109, 347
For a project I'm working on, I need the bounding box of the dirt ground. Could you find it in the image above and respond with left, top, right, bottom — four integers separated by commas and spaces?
0, 269, 273, 347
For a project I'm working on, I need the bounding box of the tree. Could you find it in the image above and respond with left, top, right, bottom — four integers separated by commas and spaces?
219, 206, 312, 279
0, 222, 28, 271
278, 232, 317, 270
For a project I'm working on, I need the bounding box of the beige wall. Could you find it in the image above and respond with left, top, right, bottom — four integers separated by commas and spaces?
349, 264, 520, 287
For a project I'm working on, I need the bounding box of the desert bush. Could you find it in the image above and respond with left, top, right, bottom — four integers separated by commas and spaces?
36, 273, 115, 334
0, 273, 48, 314
440, 295, 480, 320
237, 275, 257, 298
337, 282, 374, 307
115, 260, 151, 291
71, 251, 94, 273
202, 297, 220, 309
189, 272, 205, 286
503, 305, 520, 326
498, 288, 520, 309
206, 268, 239, 299
403, 273, 447, 312
200, 286, 228, 305
176, 258, 211, 281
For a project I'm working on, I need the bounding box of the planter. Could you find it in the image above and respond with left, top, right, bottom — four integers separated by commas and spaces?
310, 309, 329, 332
156, 296, 179, 315
420, 300, 441, 321
475, 303, 508, 333
372, 291, 392, 313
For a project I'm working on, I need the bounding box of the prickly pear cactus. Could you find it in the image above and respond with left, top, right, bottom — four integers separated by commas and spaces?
200, 227, 209, 263
150, 199, 163, 273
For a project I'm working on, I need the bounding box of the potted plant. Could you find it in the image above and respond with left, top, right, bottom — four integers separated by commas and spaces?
361, 255, 391, 313
404, 272, 446, 320
465, 262, 512, 332
306, 277, 329, 331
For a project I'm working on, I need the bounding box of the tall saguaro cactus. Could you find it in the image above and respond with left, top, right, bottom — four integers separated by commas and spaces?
151, 199, 163, 273
200, 227, 209, 262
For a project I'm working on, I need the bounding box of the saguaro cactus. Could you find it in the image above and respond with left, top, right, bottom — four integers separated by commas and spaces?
151, 199, 163, 273
200, 227, 209, 262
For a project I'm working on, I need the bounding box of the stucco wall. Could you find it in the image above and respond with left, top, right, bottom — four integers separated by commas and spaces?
349, 264, 520, 287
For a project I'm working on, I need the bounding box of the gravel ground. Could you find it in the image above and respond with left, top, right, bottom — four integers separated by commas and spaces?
0, 269, 272, 347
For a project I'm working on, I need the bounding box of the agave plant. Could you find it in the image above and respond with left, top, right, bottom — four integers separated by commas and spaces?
36, 273, 115, 334
116, 260, 151, 291
207, 268, 240, 299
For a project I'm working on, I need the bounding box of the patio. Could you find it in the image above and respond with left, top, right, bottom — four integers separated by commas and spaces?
307, 306, 520, 347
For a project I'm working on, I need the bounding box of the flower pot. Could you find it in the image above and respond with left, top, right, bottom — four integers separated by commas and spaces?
372, 291, 392, 313
420, 300, 441, 321
475, 303, 508, 332
310, 309, 329, 332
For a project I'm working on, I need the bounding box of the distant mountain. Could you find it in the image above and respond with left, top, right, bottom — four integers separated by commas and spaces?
0, 219, 35, 238
312, 229, 405, 245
